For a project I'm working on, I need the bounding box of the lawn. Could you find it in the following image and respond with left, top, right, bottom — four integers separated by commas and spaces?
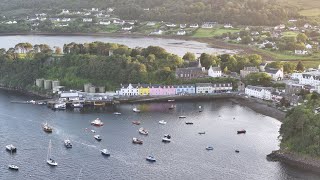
256, 48, 320, 61
192, 28, 240, 38
299, 8, 320, 17
284, 0, 320, 16
281, 31, 298, 38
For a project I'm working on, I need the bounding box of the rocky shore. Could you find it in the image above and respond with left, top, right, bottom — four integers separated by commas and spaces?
267, 150, 320, 174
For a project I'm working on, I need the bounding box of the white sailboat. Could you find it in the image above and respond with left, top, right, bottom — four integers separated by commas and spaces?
47, 140, 58, 166
8, 148, 19, 171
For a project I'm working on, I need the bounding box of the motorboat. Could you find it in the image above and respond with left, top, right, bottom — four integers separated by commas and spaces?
169, 105, 176, 109
8, 165, 19, 170
237, 129, 246, 134
146, 156, 156, 162
185, 122, 193, 125
159, 120, 167, 125
113, 112, 121, 115
139, 127, 148, 135
132, 121, 141, 125
235, 150, 240, 153
199, 105, 203, 112
206, 146, 214, 150
53, 102, 66, 110
47, 140, 58, 166
133, 107, 141, 113
91, 118, 104, 126
198, 132, 206, 135
91, 129, 96, 133
168, 99, 175, 102
42, 122, 53, 133
132, 137, 143, 144
179, 116, 186, 118
162, 134, 171, 143
64, 139, 72, 148
94, 135, 102, 141
71, 102, 83, 108
6, 144, 17, 152
101, 149, 110, 156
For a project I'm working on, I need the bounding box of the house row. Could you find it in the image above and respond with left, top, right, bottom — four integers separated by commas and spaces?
245, 85, 273, 100
117, 83, 233, 96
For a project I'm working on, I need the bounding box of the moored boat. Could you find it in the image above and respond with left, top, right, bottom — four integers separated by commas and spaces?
179, 116, 186, 118
139, 127, 148, 135
198, 132, 206, 135
185, 122, 193, 125
168, 99, 175, 102
133, 107, 141, 113
146, 156, 156, 162
46, 140, 58, 166
162, 134, 171, 143
6, 144, 17, 152
64, 139, 72, 148
132, 137, 143, 144
235, 149, 240, 153
169, 105, 176, 109
8, 165, 19, 171
132, 121, 141, 125
91, 118, 104, 126
206, 146, 214, 150
101, 149, 110, 156
159, 120, 167, 125
71, 102, 83, 108
94, 135, 102, 141
53, 102, 66, 110
237, 129, 246, 134
42, 122, 53, 133
113, 112, 121, 115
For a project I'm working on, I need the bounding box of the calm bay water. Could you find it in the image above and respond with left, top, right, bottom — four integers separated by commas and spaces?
0, 90, 320, 180
0, 35, 236, 57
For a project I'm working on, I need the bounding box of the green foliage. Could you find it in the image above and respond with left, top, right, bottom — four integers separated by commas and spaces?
244, 72, 272, 86
296, 61, 305, 72
183, 52, 196, 62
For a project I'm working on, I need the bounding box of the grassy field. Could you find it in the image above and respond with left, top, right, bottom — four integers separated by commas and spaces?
283, 0, 320, 16
281, 31, 298, 37
192, 28, 240, 38
299, 8, 320, 17
255, 48, 320, 61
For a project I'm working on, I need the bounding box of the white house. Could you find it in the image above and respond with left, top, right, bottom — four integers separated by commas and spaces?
177, 30, 186, 36
196, 83, 213, 94
147, 22, 156, 26
201, 23, 213, 29
208, 66, 222, 77
83, 18, 92, 22
189, 24, 199, 28
150, 30, 163, 35
119, 84, 139, 96
245, 85, 273, 100
212, 83, 232, 93
306, 44, 313, 49
122, 26, 133, 31
91, 8, 99, 11
61, 18, 71, 22
274, 24, 285, 30
180, 24, 187, 28
304, 23, 312, 29
265, 68, 284, 81
175, 84, 196, 95
99, 21, 111, 25
224, 24, 233, 28
293, 71, 320, 87
60, 9, 70, 15
60, 92, 80, 101
166, 23, 176, 27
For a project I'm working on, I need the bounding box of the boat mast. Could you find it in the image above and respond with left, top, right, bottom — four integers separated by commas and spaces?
47, 140, 51, 161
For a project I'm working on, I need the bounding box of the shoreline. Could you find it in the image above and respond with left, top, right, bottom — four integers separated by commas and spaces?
267, 150, 320, 174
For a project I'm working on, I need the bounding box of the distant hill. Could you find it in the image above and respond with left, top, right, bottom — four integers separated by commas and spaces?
281, 0, 320, 17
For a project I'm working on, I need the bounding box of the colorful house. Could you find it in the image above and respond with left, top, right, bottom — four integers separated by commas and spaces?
119, 84, 139, 96
149, 85, 162, 96
161, 85, 176, 95
138, 84, 151, 96
175, 84, 196, 95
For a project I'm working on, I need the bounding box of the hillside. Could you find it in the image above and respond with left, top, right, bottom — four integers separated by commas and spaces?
282, 0, 320, 17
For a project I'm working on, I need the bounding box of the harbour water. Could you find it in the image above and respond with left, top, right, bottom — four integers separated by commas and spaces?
0, 35, 236, 57
0, 89, 320, 180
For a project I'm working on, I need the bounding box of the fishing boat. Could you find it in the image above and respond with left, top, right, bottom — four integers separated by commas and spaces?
133, 107, 141, 113
159, 120, 167, 125
206, 146, 214, 150
8, 164, 19, 171
101, 149, 110, 156
237, 129, 246, 134
132, 121, 141, 125
168, 105, 176, 110
139, 127, 148, 135
132, 137, 143, 144
47, 140, 58, 166
71, 102, 83, 108
113, 112, 121, 115
64, 139, 72, 148
42, 122, 53, 133
91, 118, 104, 126
94, 135, 102, 141
6, 144, 17, 152
185, 122, 193, 125
146, 156, 156, 162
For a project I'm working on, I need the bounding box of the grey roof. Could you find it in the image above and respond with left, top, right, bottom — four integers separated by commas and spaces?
265, 68, 280, 74
196, 83, 212, 87
246, 85, 273, 91
210, 66, 221, 71
176, 67, 204, 73
243, 67, 259, 71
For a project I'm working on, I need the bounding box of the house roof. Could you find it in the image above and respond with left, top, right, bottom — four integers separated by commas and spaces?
210, 66, 221, 71
265, 68, 281, 74
243, 67, 259, 71
246, 85, 273, 92
176, 67, 204, 74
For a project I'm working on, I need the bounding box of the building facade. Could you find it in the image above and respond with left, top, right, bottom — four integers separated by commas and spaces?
240, 67, 259, 78
175, 84, 196, 95
138, 84, 151, 96
208, 66, 222, 77
245, 85, 273, 100
119, 84, 139, 96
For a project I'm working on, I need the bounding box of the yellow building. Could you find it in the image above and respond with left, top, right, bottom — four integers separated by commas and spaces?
139, 84, 150, 96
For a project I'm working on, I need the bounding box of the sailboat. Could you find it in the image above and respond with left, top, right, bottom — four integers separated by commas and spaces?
47, 140, 58, 166
8, 148, 19, 171
199, 105, 202, 112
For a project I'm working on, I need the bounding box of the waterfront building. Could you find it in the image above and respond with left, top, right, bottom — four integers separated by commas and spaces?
161, 85, 176, 95
60, 92, 80, 101
212, 83, 233, 93
119, 84, 139, 96
138, 84, 151, 96
245, 85, 273, 100
240, 67, 259, 79
149, 85, 162, 96
291, 71, 320, 87
196, 83, 213, 94
175, 84, 196, 95
208, 66, 222, 77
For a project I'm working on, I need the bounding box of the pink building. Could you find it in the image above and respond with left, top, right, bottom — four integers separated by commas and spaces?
149, 85, 176, 96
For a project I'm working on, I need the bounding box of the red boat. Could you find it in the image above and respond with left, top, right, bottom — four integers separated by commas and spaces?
132, 121, 141, 125
237, 129, 246, 134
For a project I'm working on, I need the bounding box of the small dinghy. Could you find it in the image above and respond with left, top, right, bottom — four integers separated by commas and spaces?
169, 105, 176, 110
91, 129, 96, 133
132, 137, 143, 144
179, 116, 186, 118
235, 150, 240, 153
91, 118, 104, 126
162, 134, 171, 143
198, 132, 206, 135
94, 135, 102, 141
185, 122, 193, 125
146, 156, 156, 162
139, 127, 148, 135
206, 146, 214, 150
132, 121, 141, 125
64, 139, 72, 148
8, 165, 19, 170
133, 107, 141, 113
113, 112, 121, 115
6, 144, 17, 152
237, 129, 246, 134
159, 120, 167, 125
101, 149, 110, 156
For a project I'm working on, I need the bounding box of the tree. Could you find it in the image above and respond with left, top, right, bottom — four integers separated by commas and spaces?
183, 52, 196, 62
244, 72, 272, 86
267, 61, 283, 69
283, 62, 296, 73
297, 33, 308, 44
223, 66, 228, 74
55, 47, 62, 54
296, 61, 305, 72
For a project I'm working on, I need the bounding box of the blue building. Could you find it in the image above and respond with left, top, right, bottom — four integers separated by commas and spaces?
175, 84, 196, 95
